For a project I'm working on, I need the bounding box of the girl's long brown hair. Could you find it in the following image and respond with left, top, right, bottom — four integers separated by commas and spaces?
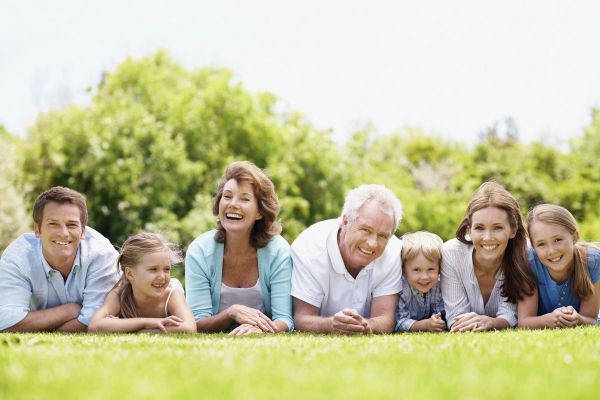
456, 182, 537, 303
526, 204, 597, 300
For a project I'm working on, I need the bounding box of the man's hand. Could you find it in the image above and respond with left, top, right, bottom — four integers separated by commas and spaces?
332, 308, 372, 335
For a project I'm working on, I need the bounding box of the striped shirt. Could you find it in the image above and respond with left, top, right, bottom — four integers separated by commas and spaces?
440, 239, 517, 328
395, 276, 444, 332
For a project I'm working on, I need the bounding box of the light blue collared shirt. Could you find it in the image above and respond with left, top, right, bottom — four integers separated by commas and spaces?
0, 227, 120, 330
185, 230, 294, 331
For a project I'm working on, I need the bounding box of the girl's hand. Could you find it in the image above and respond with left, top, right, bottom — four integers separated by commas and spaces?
450, 312, 492, 332
426, 313, 446, 332
229, 323, 264, 336
550, 307, 569, 328
226, 304, 277, 333
556, 306, 581, 327
144, 316, 183, 333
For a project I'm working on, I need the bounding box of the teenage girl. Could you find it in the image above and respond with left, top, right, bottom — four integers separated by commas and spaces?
518, 204, 600, 328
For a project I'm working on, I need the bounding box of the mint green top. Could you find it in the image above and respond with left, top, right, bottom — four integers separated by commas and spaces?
185, 230, 293, 331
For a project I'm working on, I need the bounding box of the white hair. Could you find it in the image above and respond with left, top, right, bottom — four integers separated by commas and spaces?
341, 184, 403, 232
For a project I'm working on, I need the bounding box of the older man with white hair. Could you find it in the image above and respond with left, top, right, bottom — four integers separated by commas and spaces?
291, 184, 403, 334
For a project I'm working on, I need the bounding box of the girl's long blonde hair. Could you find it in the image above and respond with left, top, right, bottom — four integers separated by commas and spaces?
526, 204, 598, 300
114, 232, 183, 318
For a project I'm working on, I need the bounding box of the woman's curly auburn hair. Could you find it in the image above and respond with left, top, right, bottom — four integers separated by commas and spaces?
213, 161, 282, 248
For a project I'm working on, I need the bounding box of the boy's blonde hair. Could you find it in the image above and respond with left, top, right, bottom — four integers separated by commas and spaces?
401, 231, 443, 266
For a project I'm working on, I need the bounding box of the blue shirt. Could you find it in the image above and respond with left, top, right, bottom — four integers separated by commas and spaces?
395, 276, 444, 332
185, 230, 294, 331
528, 247, 600, 314
0, 227, 120, 330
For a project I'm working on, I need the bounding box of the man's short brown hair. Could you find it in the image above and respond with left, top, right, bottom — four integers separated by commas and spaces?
32, 186, 88, 227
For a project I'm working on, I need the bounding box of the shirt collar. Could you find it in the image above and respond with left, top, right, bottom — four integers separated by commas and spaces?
326, 218, 375, 277
36, 240, 82, 279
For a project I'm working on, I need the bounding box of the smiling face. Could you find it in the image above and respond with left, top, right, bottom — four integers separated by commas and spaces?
469, 206, 516, 268
218, 179, 262, 237
529, 221, 577, 281
403, 252, 440, 294
338, 200, 395, 273
125, 250, 172, 298
34, 202, 85, 270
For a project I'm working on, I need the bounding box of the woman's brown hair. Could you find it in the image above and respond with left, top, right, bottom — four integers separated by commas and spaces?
456, 182, 537, 303
526, 204, 597, 300
212, 161, 281, 248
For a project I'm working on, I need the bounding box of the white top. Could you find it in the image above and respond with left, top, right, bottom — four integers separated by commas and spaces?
291, 219, 402, 317
163, 278, 183, 317
218, 279, 266, 314
440, 238, 517, 327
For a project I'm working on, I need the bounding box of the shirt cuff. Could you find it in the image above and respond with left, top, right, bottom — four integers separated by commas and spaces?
395, 318, 416, 332
290, 291, 322, 309
0, 306, 28, 331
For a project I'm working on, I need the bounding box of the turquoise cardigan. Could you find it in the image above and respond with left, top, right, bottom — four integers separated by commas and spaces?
185, 230, 294, 331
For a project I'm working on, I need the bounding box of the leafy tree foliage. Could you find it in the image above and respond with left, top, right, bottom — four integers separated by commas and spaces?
0, 127, 30, 251
21, 52, 346, 247
15, 51, 600, 255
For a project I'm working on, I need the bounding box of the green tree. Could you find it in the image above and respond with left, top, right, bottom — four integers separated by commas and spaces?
0, 127, 30, 251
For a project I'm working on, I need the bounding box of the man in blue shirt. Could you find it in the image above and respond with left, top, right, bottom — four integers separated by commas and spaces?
0, 186, 119, 332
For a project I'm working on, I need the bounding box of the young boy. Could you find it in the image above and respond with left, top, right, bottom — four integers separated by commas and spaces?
395, 231, 446, 332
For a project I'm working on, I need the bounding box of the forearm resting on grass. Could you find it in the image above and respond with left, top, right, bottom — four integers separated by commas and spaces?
196, 304, 278, 333
3, 303, 82, 333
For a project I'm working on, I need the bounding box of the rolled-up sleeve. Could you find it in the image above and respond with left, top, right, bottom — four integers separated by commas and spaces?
79, 250, 119, 326
290, 247, 324, 309
185, 242, 214, 320
268, 241, 294, 331
0, 257, 32, 331
495, 294, 517, 327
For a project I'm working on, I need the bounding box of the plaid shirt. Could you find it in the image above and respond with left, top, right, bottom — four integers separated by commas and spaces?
395, 275, 444, 332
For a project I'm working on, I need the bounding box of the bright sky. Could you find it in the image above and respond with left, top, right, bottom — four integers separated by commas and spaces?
2, 0, 600, 145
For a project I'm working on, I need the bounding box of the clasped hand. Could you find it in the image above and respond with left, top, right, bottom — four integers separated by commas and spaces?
332, 308, 372, 334
425, 312, 446, 332
550, 306, 581, 328
450, 312, 492, 332
227, 304, 277, 334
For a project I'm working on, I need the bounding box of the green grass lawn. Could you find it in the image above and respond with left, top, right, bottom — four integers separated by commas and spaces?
1, 327, 599, 400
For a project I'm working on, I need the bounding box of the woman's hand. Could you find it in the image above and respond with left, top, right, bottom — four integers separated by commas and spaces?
226, 304, 277, 333
229, 323, 264, 336
450, 312, 493, 332
143, 316, 183, 333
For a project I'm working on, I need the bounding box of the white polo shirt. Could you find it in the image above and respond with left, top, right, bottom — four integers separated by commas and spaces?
291, 219, 402, 317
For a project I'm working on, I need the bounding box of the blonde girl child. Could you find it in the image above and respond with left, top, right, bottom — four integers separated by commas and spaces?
518, 204, 600, 328
89, 232, 196, 333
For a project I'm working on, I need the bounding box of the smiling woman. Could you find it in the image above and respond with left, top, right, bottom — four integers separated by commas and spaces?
440, 182, 537, 332
185, 161, 294, 335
